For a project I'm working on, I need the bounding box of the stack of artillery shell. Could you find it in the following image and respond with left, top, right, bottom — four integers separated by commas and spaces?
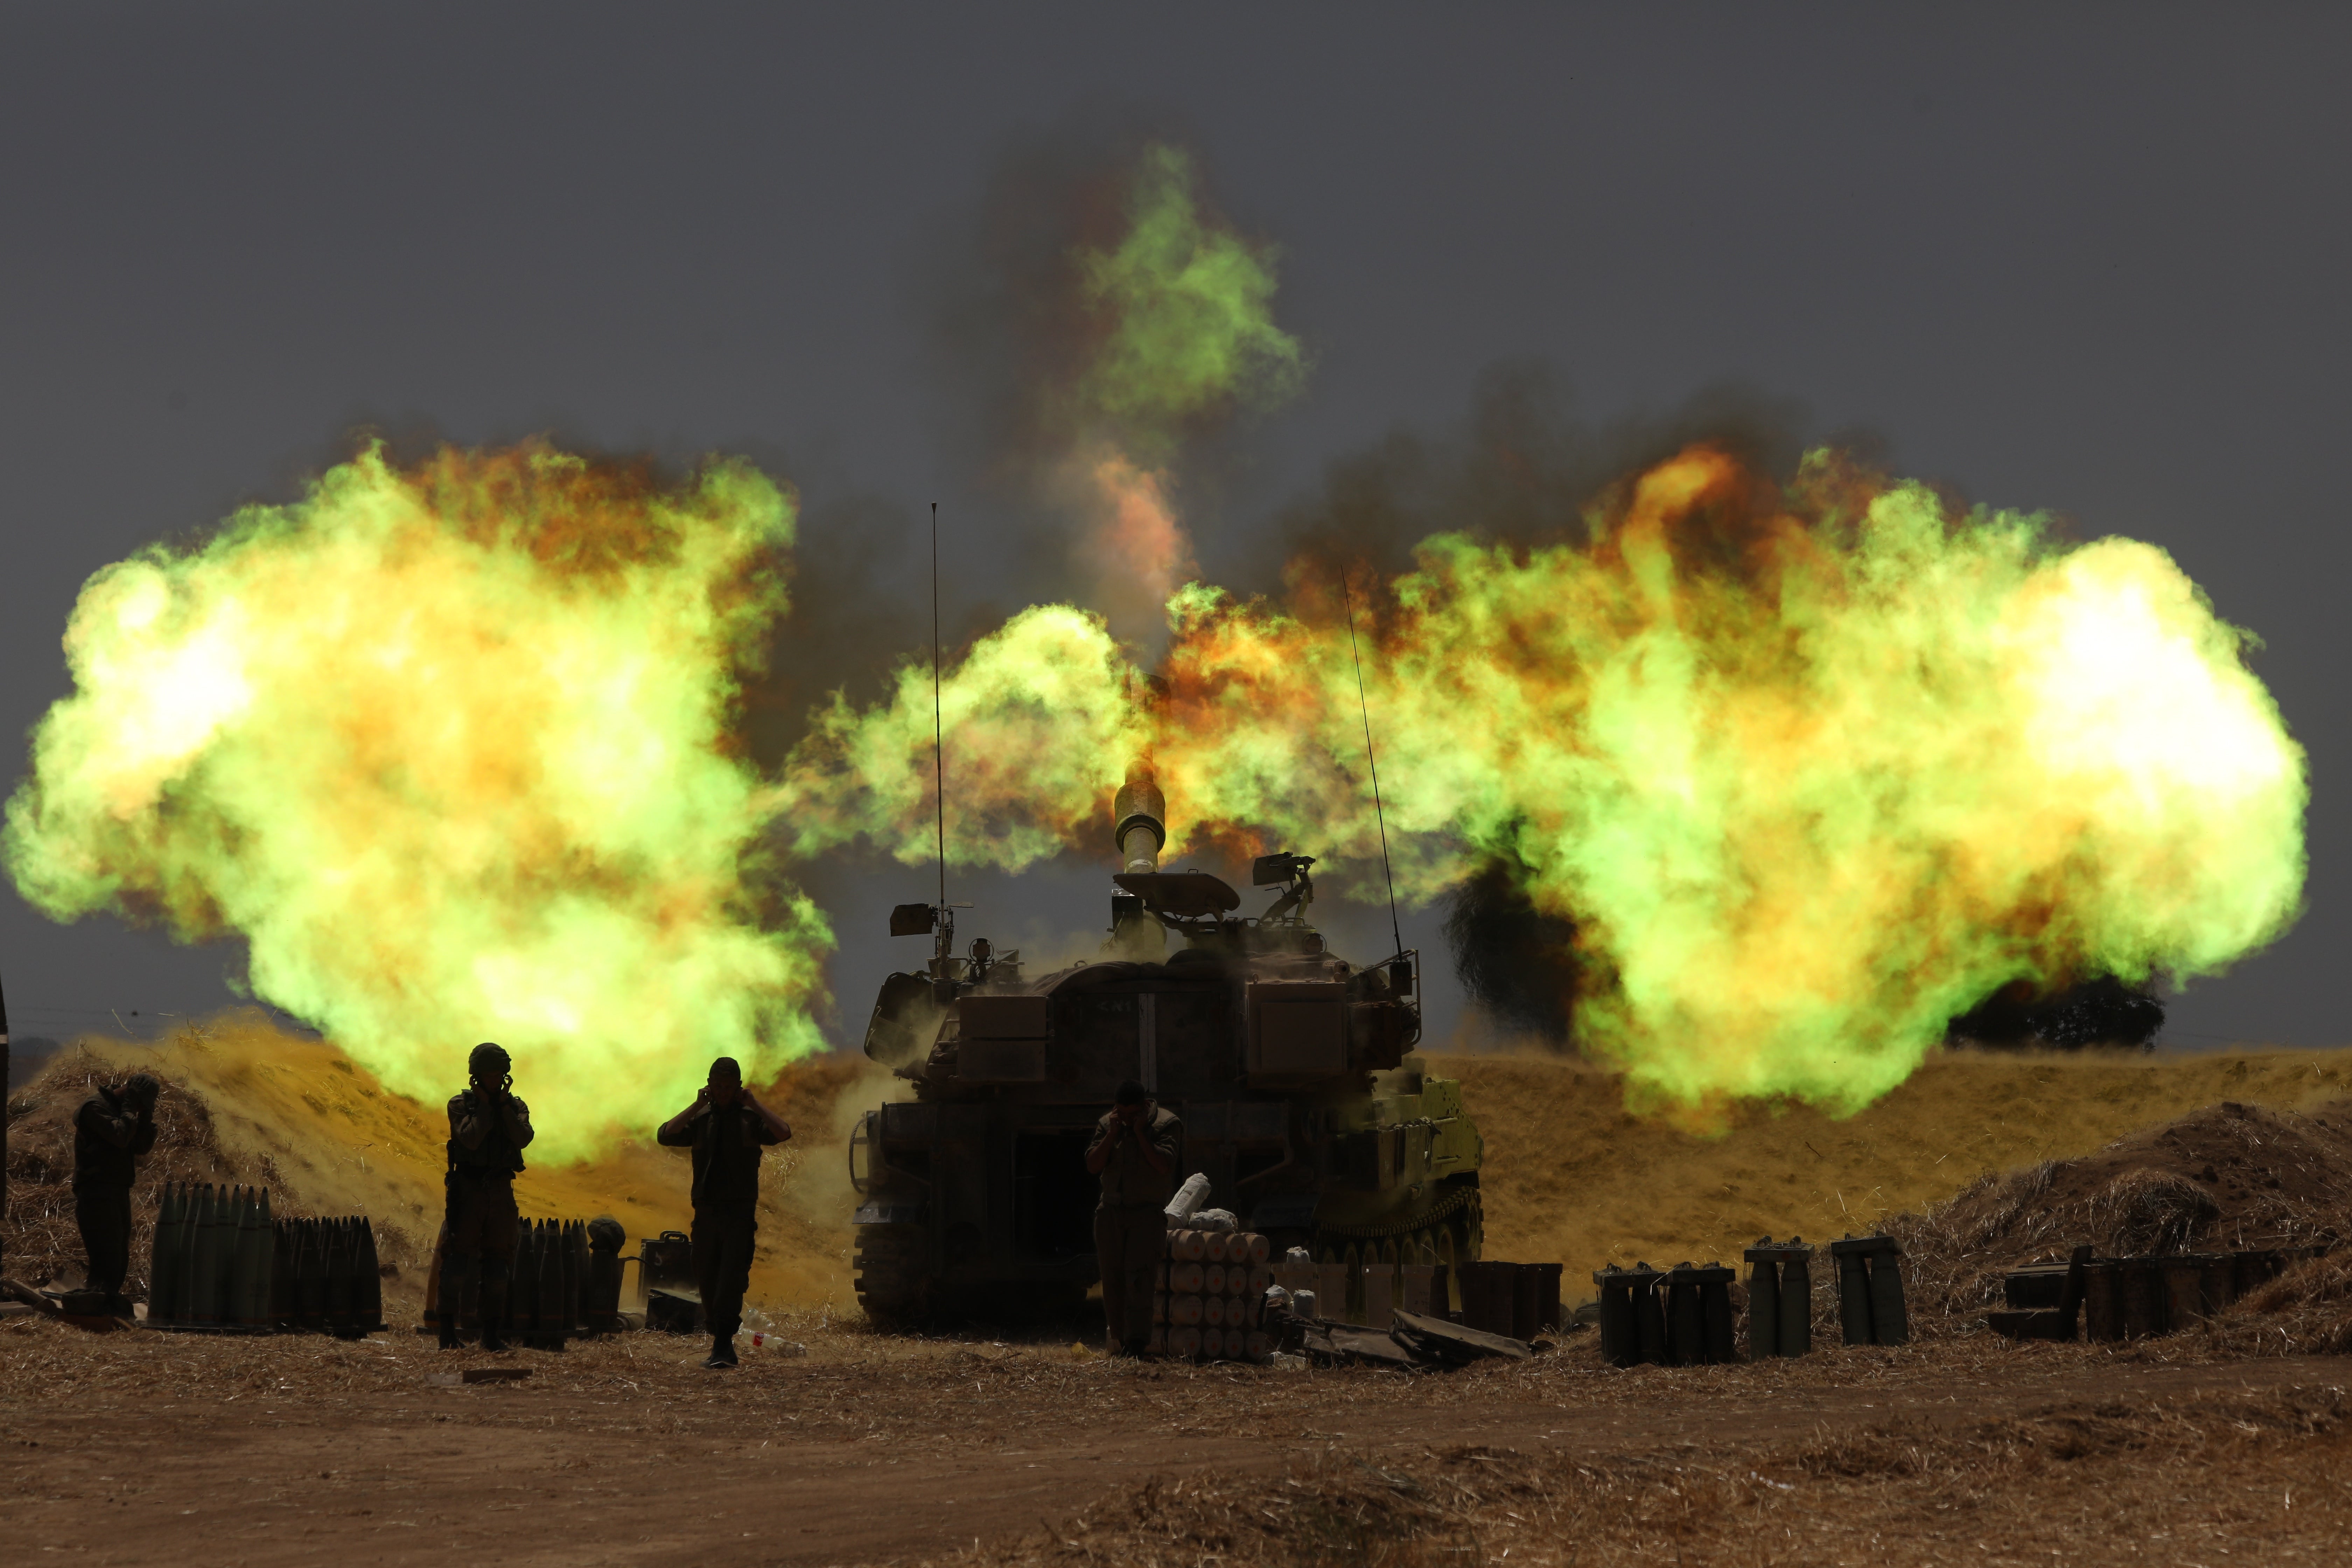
1742, 1237, 1816, 1360
511, 1220, 547, 1346
1669, 1263, 1738, 1364
324, 1218, 354, 1331
1591, 1260, 1738, 1366
148, 1182, 278, 1331
1454, 1261, 1565, 1339
1458, 1260, 1514, 1335
260, 1214, 386, 1336
1591, 1262, 1668, 1367
149, 1199, 392, 1337
424, 1215, 597, 1343
150, 1180, 188, 1323
1830, 1235, 1910, 1347
506, 1218, 588, 1349
1150, 1227, 1274, 1362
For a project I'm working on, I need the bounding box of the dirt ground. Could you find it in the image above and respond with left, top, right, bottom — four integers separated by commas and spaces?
14, 1026, 2352, 1562
3, 1310, 2348, 1567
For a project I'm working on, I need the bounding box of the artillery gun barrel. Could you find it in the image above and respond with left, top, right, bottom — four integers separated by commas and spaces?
1113, 769, 1167, 873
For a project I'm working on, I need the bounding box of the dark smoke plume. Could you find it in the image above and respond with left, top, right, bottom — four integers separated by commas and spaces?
1226, 363, 1831, 596
1947, 977, 2165, 1051
1442, 858, 1581, 1045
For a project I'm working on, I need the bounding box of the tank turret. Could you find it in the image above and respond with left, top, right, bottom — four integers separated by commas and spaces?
845, 766, 1485, 1326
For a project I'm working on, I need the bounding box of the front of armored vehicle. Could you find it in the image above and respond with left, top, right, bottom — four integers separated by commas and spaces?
843, 762, 1483, 1328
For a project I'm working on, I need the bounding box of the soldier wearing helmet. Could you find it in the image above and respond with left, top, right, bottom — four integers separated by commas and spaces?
656, 1056, 791, 1369
437, 1042, 533, 1351
72, 1071, 160, 1317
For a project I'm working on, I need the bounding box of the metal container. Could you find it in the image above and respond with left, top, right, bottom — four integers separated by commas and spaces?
2201, 1253, 2236, 1318
2233, 1249, 2283, 1300
1866, 1250, 1907, 1347
2001, 1262, 2073, 1310
2119, 1257, 2168, 1338
1776, 1247, 1813, 1358
1835, 1245, 1873, 1346
1509, 1264, 1541, 1342
1664, 1267, 1704, 1366
1317, 1261, 1353, 1324
1632, 1265, 1669, 1365
1456, 1260, 1514, 1337
1530, 1262, 1564, 1333
2162, 1255, 2211, 1329
648, 1288, 702, 1334
1694, 1264, 1737, 1363
1593, 1267, 1639, 1367
1744, 1248, 1780, 1362
641, 1230, 695, 1306
2082, 1259, 2123, 1341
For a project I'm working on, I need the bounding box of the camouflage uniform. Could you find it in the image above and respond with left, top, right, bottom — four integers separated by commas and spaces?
440, 1074, 533, 1349
656, 1102, 780, 1343
72, 1082, 157, 1314
1087, 1104, 1181, 1352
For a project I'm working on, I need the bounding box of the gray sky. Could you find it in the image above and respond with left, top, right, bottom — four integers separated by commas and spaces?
3, 4, 2346, 1066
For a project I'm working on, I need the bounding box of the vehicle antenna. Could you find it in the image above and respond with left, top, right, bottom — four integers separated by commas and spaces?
931, 500, 946, 915
1342, 570, 1406, 959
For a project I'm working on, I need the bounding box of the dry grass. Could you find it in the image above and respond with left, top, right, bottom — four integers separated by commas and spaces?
1886, 1097, 2352, 1329
2197, 1252, 2352, 1359
940, 1386, 2352, 1567
1455, 1046, 2352, 1292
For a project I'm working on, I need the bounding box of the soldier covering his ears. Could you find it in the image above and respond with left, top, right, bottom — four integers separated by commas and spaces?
73, 1072, 160, 1317
657, 1057, 791, 1368
1085, 1079, 1181, 1356
439, 1042, 533, 1351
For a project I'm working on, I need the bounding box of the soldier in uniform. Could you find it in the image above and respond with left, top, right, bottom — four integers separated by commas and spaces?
439, 1042, 533, 1352
72, 1072, 159, 1316
657, 1056, 791, 1368
1084, 1079, 1180, 1357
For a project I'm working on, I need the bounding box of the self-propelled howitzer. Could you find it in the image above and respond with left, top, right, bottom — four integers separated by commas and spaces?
845, 770, 1484, 1323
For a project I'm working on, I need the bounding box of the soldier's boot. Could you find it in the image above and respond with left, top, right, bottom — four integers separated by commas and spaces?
478, 1275, 511, 1354
436, 1259, 468, 1351
704, 1334, 737, 1370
